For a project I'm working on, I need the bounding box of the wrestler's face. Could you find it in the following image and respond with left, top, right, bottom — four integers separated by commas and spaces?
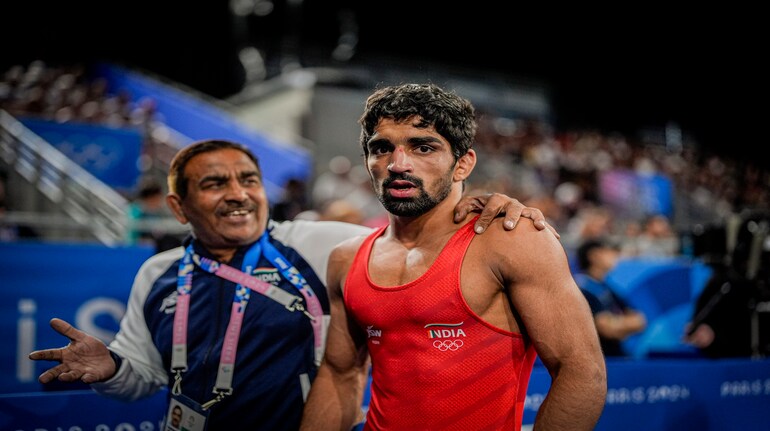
167, 148, 268, 261
365, 116, 474, 217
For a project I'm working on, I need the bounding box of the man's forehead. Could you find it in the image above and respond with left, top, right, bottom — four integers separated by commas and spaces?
188, 151, 259, 173
373, 117, 440, 137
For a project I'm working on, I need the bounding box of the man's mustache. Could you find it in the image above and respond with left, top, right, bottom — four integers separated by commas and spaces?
382, 173, 423, 189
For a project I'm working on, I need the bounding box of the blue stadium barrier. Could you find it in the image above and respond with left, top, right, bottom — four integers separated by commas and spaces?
2, 359, 768, 431
3, 242, 767, 430
0, 389, 167, 431
18, 118, 144, 194
524, 358, 770, 430
0, 241, 154, 394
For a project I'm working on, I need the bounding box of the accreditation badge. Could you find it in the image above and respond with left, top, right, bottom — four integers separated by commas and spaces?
164, 394, 208, 431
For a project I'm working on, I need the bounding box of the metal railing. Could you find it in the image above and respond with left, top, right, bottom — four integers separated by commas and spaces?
0, 110, 167, 245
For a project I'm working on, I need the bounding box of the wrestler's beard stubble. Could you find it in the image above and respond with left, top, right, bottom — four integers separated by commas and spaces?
375, 172, 453, 217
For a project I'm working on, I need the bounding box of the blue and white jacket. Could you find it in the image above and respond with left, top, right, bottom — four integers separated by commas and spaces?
92, 219, 372, 430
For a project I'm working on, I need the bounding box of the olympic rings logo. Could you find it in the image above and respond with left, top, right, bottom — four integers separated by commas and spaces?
433, 339, 464, 351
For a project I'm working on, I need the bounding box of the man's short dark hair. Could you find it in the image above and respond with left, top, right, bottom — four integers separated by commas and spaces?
576, 238, 617, 271
167, 139, 261, 200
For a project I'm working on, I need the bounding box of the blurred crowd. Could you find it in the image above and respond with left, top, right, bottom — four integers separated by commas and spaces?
0, 61, 182, 184
2, 60, 769, 261
3, 60, 769, 360
295, 112, 770, 262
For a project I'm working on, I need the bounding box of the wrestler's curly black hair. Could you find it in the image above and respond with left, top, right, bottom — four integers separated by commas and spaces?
358, 83, 477, 161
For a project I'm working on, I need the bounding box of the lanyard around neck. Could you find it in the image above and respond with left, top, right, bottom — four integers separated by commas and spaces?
170, 232, 325, 408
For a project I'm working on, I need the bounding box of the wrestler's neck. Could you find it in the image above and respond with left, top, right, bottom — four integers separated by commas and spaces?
386, 196, 464, 247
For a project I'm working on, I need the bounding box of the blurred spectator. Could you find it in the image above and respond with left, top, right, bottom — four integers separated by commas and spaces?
553, 181, 584, 221
344, 165, 387, 227
0, 170, 39, 241
574, 238, 648, 358
633, 214, 680, 257
318, 199, 364, 225
125, 179, 172, 248
271, 178, 309, 222
562, 204, 616, 263
618, 220, 643, 257
311, 155, 357, 208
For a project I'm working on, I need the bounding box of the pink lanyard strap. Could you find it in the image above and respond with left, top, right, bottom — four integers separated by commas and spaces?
171, 235, 326, 408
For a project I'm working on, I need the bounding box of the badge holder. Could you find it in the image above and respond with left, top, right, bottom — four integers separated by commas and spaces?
164, 395, 209, 431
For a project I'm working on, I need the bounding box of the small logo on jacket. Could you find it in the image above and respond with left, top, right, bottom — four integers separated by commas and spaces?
160, 291, 178, 314
425, 322, 466, 351
253, 267, 281, 284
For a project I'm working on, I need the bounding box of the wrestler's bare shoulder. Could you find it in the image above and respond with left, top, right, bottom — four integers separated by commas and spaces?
472, 217, 563, 262
330, 233, 370, 260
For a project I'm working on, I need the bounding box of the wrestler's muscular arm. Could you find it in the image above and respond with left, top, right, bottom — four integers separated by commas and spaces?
300, 236, 370, 431
492, 222, 607, 430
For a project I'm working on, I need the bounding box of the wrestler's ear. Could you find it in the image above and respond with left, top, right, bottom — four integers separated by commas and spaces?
453, 149, 476, 181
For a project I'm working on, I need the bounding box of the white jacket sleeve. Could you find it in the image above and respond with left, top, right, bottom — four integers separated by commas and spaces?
269, 219, 373, 284
91, 247, 183, 401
